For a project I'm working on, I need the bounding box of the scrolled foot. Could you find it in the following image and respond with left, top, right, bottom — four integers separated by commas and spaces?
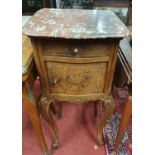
52, 142, 58, 149
44, 150, 51, 155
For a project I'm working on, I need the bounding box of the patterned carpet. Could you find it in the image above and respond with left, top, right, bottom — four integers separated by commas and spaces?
103, 87, 132, 155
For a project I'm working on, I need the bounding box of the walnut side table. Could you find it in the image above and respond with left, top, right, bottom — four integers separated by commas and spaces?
22, 34, 50, 155
23, 8, 129, 149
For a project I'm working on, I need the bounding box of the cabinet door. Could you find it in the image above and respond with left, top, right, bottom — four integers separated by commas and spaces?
46, 62, 107, 95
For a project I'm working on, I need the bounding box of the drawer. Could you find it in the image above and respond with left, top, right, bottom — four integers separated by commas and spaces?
46, 61, 107, 95
41, 39, 110, 57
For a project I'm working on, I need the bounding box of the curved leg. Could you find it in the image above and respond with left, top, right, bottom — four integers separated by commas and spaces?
22, 83, 50, 155
40, 97, 59, 149
98, 94, 115, 146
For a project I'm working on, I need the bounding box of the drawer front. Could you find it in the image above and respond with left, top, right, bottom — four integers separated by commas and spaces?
46, 62, 107, 95
42, 39, 110, 57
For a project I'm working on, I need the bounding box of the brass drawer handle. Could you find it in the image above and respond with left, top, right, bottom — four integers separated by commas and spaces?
73, 48, 79, 53
70, 48, 79, 56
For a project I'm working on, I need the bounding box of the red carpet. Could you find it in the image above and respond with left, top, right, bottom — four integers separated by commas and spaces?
22, 79, 107, 155
22, 80, 132, 155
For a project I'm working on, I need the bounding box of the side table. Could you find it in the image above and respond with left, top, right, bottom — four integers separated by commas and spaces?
22, 34, 50, 155
23, 8, 129, 150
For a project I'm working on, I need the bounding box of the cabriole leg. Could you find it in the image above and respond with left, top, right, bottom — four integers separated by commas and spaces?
40, 97, 59, 149
98, 94, 115, 146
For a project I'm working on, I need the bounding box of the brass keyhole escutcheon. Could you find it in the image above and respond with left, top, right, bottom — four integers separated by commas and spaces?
69, 47, 80, 56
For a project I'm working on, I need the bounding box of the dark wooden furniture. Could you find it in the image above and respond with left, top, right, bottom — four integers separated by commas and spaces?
22, 0, 53, 15
23, 8, 129, 150
94, 0, 132, 25
22, 35, 50, 155
59, 0, 94, 9
113, 37, 132, 152
113, 37, 132, 86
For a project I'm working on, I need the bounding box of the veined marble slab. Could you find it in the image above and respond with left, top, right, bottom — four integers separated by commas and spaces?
22, 16, 32, 26
23, 8, 129, 39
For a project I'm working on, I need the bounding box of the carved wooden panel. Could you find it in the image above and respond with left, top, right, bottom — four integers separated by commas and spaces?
46, 62, 107, 95
41, 39, 110, 57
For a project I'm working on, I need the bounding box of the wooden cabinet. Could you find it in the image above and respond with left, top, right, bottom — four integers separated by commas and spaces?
22, 35, 50, 155
94, 0, 132, 25
22, 0, 52, 15
23, 8, 129, 150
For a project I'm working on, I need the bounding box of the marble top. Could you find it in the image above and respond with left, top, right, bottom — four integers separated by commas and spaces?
22, 34, 33, 75
23, 8, 129, 39
22, 16, 33, 75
